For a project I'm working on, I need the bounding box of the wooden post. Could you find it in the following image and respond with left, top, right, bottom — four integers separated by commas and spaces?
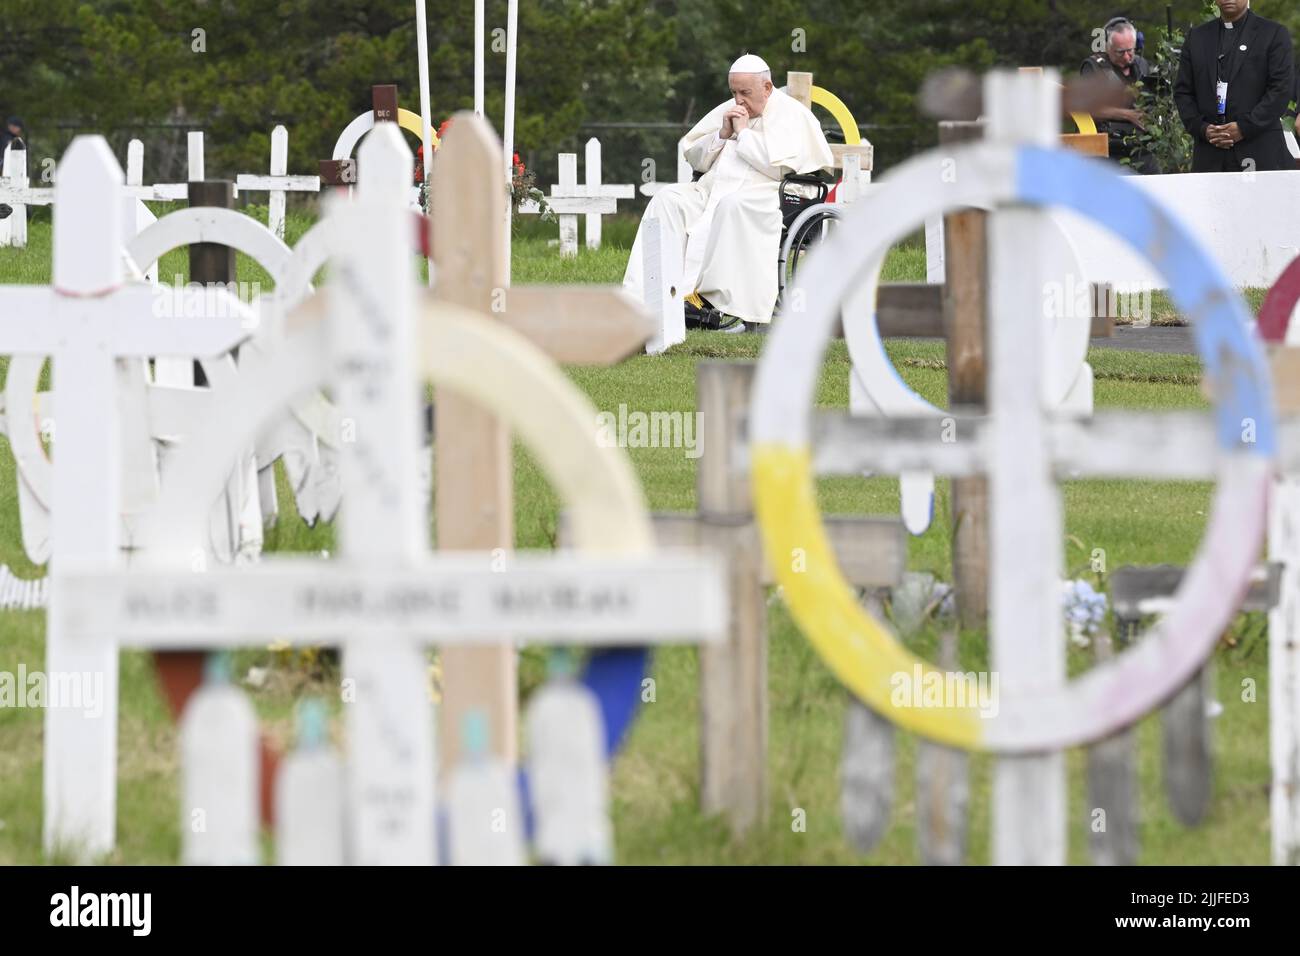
2, 143, 28, 248
939, 120, 989, 633
986, 70, 1066, 866
433, 114, 517, 772
188, 181, 237, 291
152, 179, 245, 786
585, 138, 602, 250
187, 131, 204, 182
1085, 631, 1139, 865
787, 71, 813, 110
268, 125, 288, 240
642, 218, 685, 354
697, 363, 768, 830
1271, 472, 1300, 864
557, 153, 579, 258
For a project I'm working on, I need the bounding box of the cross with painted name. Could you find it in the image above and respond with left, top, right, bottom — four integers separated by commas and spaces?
0, 136, 254, 859
54, 124, 726, 864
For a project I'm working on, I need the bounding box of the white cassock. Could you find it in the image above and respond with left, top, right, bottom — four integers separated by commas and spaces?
623, 87, 833, 323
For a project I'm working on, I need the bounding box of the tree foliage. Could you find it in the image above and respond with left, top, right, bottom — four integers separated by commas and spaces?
1, 0, 1296, 191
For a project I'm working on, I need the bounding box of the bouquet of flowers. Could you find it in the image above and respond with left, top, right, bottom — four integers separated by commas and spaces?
1061, 578, 1108, 647
417, 117, 550, 225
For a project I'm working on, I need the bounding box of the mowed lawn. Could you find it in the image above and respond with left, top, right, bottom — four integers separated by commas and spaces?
0, 209, 1275, 865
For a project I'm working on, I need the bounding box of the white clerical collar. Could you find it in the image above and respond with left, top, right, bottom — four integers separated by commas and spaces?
1224, 20, 1233, 28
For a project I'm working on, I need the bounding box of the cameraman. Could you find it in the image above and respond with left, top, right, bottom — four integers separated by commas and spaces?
1081, 17, 1160, 173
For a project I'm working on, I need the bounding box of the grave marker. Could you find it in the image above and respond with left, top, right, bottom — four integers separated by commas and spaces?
235, 125, 320, 240
54, 124, 725, 862
749, 69, 1276, 863
0, 136, 252, 857
517, 140, 632, 255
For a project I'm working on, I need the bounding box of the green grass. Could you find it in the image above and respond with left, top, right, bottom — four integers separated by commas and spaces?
0, 209, 1276, 865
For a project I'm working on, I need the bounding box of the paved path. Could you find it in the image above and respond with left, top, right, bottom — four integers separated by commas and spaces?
1089, 324, 1195, 355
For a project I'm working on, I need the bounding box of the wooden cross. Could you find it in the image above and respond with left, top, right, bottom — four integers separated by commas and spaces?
235, 125, 320, 240
56, 123, 725, 863
430, 112, 664, 775
0, 136, 252, 858
747, 68, 1277, 864
561, 361, 907, 834
122, 131, 206, 205
121, 138, 190, 203
517, 139, 634, 256
320, 85, 398, 186
1101, 267, 1300, 866
0, 142, 52, 248
321, 84, 428, 217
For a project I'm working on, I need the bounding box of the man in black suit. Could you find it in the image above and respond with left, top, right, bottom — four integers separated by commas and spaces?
1174, 0, 1294, 172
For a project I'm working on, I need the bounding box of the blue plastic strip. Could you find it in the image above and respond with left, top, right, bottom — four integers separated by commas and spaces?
1015, 146, 1275, 456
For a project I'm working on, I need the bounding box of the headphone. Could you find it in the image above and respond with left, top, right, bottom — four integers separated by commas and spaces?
1104, 16, 1134, 43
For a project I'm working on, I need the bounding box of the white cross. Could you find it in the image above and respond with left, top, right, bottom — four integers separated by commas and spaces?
122, 131, 206, 205
0, 143, 52, 248
518, 139, 633, 256
234, 125, 321, 240
54, 125, 725, 864
0, 136, 253, 858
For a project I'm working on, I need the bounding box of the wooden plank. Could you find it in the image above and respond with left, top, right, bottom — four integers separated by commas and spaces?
1162, 666, 1214, 826
697, 362, 767, 833
829, 142, 874, 172
551, 184, 635, 199
1269, 475, 1300, 864
42, 138, 125, 859
2, 145, 28, 247
585, 138, 602, 250
519, 196, 617, 215
372, 84, 399, 124
841, 589, 895, 853
557, 153, 578, 258
335, 125, 437, 864
432, 112, 518, 774
787, 71, 813, 111
1061, 132, 1109, 157
915, 627, 970, 865
234, 174, 320, 192
1271, 347, 1300, 414
642, 218, 685, 354
939, 119, 990, 634
500, 286, 651, 364
1085, 631, 1139, 865
187, 131, 204, 181
987, 71, 1066, 865
268, 124, 288, 241
875, 283, 944, 337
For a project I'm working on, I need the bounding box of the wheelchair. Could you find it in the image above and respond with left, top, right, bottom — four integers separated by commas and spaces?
681, 168, 841, 331
775, 171, 841, 315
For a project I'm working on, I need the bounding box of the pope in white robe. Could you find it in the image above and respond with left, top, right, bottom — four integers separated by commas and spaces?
623, 54, 834, 325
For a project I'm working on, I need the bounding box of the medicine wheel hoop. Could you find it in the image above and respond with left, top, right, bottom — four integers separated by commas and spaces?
332, 108, 438, 166
136, 285, 656, 788
750, 140, 1275, 753
1257, 253, 1300, 345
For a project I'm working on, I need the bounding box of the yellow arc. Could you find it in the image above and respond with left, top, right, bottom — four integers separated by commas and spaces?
753, 442, 986, 748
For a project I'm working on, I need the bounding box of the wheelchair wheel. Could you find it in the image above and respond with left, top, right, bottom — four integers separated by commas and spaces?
776, 203, 841, 314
